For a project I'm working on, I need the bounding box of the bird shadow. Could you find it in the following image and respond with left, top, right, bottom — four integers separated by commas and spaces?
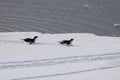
33, 42, 80, 47
0, 40, 23, 44
33, 42, 58, 46
0, 40, 80, 47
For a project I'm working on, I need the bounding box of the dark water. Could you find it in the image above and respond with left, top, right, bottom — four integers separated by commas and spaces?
0, 0, 120, 36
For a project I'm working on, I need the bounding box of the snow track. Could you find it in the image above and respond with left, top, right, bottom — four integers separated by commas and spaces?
11, 66, 119, 80
0, 53, 120, 70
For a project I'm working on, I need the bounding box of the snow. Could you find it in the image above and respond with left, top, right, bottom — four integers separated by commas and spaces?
0, 32, 120, 80
82, 4, 90, 9
114, 24, 120, 28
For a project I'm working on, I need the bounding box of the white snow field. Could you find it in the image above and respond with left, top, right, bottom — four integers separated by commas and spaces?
0, 32, 120, 80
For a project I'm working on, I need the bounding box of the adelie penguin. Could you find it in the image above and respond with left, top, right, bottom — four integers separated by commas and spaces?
59, 38, 74, 45
22, 36, 38, 44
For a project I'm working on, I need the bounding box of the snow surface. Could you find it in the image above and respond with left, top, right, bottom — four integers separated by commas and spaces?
0, 32, 120, 80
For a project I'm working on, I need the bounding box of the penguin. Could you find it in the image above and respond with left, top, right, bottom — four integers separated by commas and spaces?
22, 36, 38, 44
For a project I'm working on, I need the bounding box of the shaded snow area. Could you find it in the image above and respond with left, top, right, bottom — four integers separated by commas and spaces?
0, 32, 120, 80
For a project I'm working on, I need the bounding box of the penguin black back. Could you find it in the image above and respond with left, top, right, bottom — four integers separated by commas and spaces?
60, 38, 74, 45
23, 36, 38, 44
